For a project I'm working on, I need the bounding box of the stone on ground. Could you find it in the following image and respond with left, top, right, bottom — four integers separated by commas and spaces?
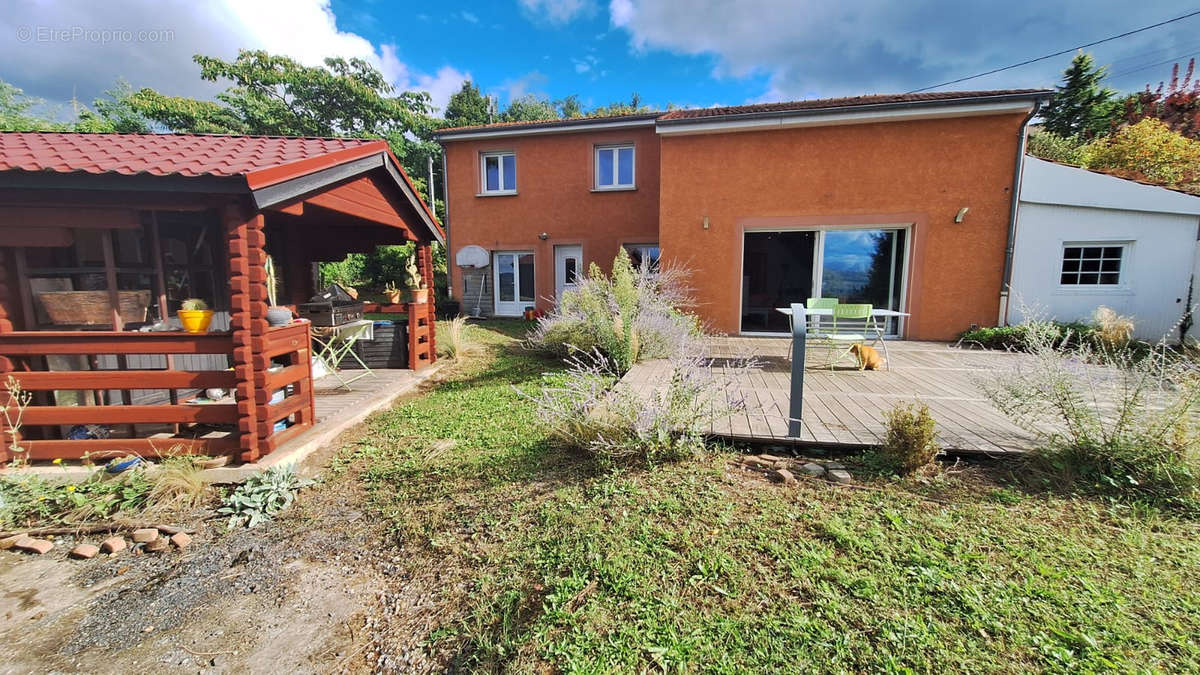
131, 528, 159, 543
71, 543, 100, 559
144, 536, 169, 553
827, 469, 853, 484
741, 456, 776, 469
169, 532, 192, 549
799, 462, 826, 477
16, 537, 54, 554
0, 533, 27, 549
100, 536, 126, 553
771, 468, 798, 485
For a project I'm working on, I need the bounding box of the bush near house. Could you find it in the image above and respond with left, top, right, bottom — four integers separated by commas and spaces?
528, 248, 702, 373
1028, 119, 1200, 195
981, 322, 1200, 506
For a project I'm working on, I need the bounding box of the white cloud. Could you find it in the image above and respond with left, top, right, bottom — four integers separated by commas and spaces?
519, 0, 596, 25
495, 71, 549, 102
572, 55, 599, 74
2, 0, 470, 117
606, 0, 1200, 100
460, 11, 479, 24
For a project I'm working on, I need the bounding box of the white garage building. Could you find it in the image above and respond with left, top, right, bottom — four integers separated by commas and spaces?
1009, 156, 1200, 341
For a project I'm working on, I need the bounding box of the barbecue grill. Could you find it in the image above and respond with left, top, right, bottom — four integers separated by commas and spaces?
297, 284, 364, 326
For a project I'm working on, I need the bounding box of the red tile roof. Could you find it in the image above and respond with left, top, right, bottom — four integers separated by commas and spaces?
434, 90, 1051, 139
0, 132, 389, 189
657, 89, 1051, 121
435, 111, 660, 136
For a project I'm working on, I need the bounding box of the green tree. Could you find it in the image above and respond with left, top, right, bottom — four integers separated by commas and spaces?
590, 92, 654, 117
444, 80, 491, 127
1043, 52, 1118, 138
557, 94, 583, 118
500, 94, 560, 122
0, 81, 58, 131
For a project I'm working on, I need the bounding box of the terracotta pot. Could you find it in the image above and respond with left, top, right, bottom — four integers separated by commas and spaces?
384, 290, 404, 305
408, 288, 429, 304
177, 309, 213, 333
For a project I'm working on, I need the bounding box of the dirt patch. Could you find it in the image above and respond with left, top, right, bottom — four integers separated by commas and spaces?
0, 366, 462, 674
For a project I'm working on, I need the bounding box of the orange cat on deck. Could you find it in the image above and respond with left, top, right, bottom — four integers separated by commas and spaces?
849, 344, 884, 370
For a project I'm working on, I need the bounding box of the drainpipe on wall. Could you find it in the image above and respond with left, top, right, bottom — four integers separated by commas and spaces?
440, 145, 452, 298
999, 98, 1044, 326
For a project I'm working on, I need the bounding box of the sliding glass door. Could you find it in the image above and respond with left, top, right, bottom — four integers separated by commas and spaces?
741, 227, 908, 334
819, 229, 907, 334
741, 231, 817, 332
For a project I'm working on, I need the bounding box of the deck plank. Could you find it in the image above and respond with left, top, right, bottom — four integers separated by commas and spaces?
619, 338, 1043, 455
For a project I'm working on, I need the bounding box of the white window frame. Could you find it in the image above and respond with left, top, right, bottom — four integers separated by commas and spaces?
594, 144, 636, 190
1058, 241, 1129, 288
479, 151, 516, 195
623, 243, 660, 270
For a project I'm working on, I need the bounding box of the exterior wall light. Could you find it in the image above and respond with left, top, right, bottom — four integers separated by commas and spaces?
954, 207, 969, 223
538, 232, 549, 240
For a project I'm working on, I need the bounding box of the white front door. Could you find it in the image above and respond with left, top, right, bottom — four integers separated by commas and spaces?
554, 245, 582, 302
493, 251, 534, 316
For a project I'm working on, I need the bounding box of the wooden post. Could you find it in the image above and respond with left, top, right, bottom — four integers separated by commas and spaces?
417, 241, 437, 363
225, 206, 269, 463
0, 248, 14, 463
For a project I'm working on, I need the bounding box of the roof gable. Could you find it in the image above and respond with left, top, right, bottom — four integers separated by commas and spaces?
1021, 156, 1200, 216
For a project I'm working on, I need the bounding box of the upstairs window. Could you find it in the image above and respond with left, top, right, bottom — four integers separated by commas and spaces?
1060, 244, 1125, 285
481, 151, 516, 194
595, 144, 635, 190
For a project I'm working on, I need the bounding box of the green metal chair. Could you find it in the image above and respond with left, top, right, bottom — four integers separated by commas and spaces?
815, 303, 889, 370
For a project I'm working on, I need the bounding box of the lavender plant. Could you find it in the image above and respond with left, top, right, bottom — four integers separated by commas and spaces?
981, 321, 1200, 503
522, 347, 752, 466
528, 249, 702, 373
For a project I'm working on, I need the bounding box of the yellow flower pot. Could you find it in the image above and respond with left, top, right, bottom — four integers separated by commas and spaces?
178, 309, 214, 333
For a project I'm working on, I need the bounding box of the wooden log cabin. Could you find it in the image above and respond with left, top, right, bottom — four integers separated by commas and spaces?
0, 132, 443, 465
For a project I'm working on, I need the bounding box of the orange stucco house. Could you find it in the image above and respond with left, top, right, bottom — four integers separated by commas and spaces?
435, 89, 1050, 340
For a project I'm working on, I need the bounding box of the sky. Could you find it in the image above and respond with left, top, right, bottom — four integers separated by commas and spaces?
3, 0, 1199, 119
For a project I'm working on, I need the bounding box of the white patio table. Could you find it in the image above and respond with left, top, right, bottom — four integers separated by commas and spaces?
774, 307, 910, 320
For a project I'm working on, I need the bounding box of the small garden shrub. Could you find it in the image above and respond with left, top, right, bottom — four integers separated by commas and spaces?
1093, 306, 1134, 349
523, 348, 750, 466
218, 465, 313, 528
0, 469, 154, 527
148, 456, 211, 510
437, 315, 474, 360
981, 325, 1200, 505
528, 249, 702, 373
879, 402, 940, 474
959, 319, 1099, 352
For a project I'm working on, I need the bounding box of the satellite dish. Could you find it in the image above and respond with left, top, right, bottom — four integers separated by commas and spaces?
455, 245, 490, 268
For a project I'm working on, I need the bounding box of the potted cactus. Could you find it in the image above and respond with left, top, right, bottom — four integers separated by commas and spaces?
404, 254, 428, 304
178, 298, 213, 333
383, 281, 404, 305
264, 255, 293, 327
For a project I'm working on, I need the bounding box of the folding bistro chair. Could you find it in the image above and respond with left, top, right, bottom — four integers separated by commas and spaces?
812, 303, 889, 370
785, 298, 838, 362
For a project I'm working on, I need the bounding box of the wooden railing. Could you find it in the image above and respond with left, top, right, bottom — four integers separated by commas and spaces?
254, 322, 316, 455
0, 323, 316, 463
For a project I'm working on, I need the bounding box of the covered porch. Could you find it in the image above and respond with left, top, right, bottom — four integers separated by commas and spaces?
0, 132, 444, 466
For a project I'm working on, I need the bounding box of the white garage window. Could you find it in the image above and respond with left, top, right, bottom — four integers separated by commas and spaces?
1060, 244, 1125, 285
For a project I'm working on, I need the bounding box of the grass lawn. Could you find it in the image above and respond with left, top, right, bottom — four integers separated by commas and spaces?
339, 319, 1200, 672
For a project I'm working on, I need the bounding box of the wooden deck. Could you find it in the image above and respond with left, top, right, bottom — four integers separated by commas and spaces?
621, 337, 1039, 455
